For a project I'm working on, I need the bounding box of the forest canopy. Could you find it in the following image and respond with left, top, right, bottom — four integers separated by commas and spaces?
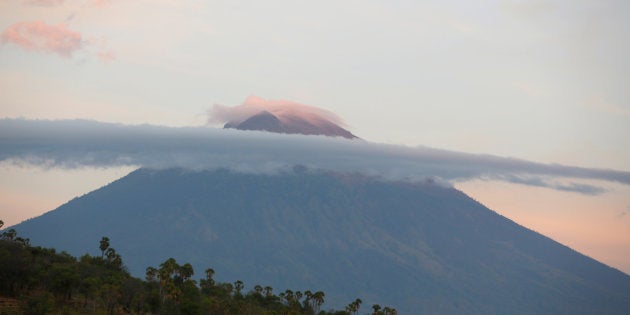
0, 224, 396, 315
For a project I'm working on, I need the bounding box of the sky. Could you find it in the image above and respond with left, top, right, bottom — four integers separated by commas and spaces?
0, 0, 629, 273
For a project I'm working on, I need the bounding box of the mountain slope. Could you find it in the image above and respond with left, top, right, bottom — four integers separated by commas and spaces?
10, 168, 630, 314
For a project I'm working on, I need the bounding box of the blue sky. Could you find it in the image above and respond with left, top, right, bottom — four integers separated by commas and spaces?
1, 0, 629, 273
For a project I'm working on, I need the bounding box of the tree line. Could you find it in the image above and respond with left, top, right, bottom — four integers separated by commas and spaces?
0, 220, 397, 314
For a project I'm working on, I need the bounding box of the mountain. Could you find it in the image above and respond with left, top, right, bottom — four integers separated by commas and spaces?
10, 168, 630, 314
224, 110, 283, 133
224, 110, 358, 139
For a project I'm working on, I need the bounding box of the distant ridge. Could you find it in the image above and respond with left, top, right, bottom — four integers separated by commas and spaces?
10, 168, 630, 314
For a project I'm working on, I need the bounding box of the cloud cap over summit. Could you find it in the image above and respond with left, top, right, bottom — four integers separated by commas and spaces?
209, 96, 358, 139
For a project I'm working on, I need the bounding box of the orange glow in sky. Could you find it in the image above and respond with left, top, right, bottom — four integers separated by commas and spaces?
456, 179, 630, 274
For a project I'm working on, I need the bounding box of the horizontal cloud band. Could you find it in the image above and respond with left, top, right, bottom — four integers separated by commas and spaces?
1, 119, 628, 195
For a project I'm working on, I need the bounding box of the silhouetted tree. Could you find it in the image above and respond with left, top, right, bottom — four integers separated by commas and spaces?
312, 290, 325, 313
264, 286, 273, 297
234, 280, 244, 296
354, 298, 362, 314
372, 304, 381, 314
99, 236, 110, 259
1, 228, 16, 241
200, 268, 215, 293
180, 263, 194, 281
145, 267, 158, 282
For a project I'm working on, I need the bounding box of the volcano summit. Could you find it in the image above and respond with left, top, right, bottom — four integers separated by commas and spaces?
211, 96, 358, 139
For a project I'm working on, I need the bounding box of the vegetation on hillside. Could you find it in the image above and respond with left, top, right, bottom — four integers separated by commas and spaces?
0, 221, 397, 314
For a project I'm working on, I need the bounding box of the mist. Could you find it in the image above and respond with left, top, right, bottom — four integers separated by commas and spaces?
1, 118, 628, 195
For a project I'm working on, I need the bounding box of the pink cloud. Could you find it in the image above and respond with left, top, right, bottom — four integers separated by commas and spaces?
89, 0, 113, 8
23, 0, 65, 6
1, 21, 82, 58
97, 50, 116, 63
210, 96, 347, 127
22, 0, 111, 8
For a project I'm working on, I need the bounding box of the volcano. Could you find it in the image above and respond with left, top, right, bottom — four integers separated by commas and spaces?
9, 168, 630, 314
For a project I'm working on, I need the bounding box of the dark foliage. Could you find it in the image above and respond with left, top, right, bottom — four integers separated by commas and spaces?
0, 231, 396, 314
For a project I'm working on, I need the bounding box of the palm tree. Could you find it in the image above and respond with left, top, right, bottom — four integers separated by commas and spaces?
157, 257, 179, 303
354, 298, 362, 315
146, 267, 158, 282
312, 291, 325, 313
200, 268, 215, 292
99, 236, 110, 258
179, 263, 194, 281
264, 286, 273, 297
283, 289, 294, 304
372, 304, 381, 314
346, 298, 362, 315
346, 304, 354, 314
205, 268, 215, 279
159, 258, 179, 277
204, 268, 215, 287
234, 280, 244, 296
303, 290, 313, 309
105, 250, 122, 268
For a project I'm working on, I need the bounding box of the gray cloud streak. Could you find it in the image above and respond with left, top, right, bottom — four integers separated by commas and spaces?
496, 175, 609, 195
1, 119, 629, 195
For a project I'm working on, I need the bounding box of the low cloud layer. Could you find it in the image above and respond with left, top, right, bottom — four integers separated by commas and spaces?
1, 21, 82, 58
1, 119, 629, 195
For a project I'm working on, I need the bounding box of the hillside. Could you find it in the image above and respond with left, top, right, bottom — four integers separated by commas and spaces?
10, 168, 630, 314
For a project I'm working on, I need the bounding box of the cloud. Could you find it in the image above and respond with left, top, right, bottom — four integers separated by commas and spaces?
23, 0, 65, 6
22, 0, 112, 8
88, 0, 113, 8
209, 96, 347, 127
1, 20, 115, 62
97, 50, 115, 63
496, 175, 608, 195
1, 21, 82, 58
501, 0, 555, 19
1, 119, 629, 195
